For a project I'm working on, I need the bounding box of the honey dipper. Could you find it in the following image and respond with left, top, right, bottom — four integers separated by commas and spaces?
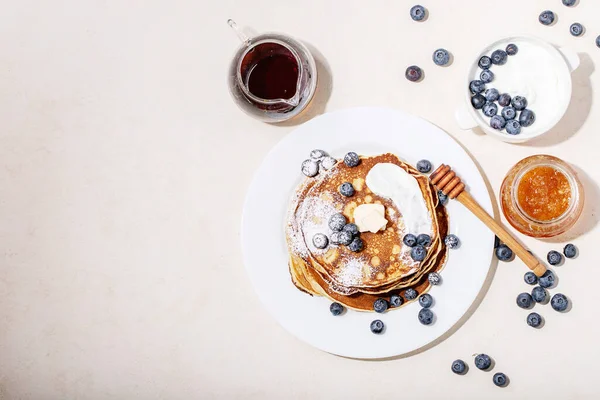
430, 164, 547, 277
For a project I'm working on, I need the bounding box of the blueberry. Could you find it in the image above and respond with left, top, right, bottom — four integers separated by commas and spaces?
524, 271, 538, 285
539, 270, 556, 288
428, 272, 441, 285
597, 35, 600, 48
339, 182, 355, 197
390, 294, 403, 308
417, 234, 431, 247
539, 10, 555, 26
433, 48, 450, 66
490, 115, 506, 130
527, 312, 542, 328
410, 5, 426, 21
405, 65, 423, 82
551, 293, 569, 312
498, 93, 512, 107
531, 286, 548, 303
494, 236, 500, 248
330, 302, 344, 316
506, 120, 521, 135
419, 293, 433, 308
417, 159, 432, 173
338, 231, 353, 246
405, 288, 418, 300
471, 94, 486, 110
478, 56, 492, 70
519, 109, 536, 127
348, 237, 364, 252
411, 245, 427, 261
469, 80, 486, 94
444, 234, 460, 249
563, 243, 577, 258
506, 43, 518, 56
484, 88, 499, 102
483, 102, 498, 117
437, 190, 449, 205
370, 319, 385, 334
418, 308, 434, 325
493, 373, 508, 387
479, 70, 494, 85
491, 50, 508, 65
330, 231, 341, 245
320, 156, 337, 171
312, 233, 329, 249
562, 0, 576, 6
452, 360, 467, 375
342, 223, 359, 236
310, 149, 327, 160
495, 244, 513, 261
343, 152, 360, 167
373, 298, 389, 313
501, 106, 516, 120
547, 250, 563, 266
570, 23, 584, 37
301, 159, 319, 177
328, 213, 346, 231
517, 292, 533, 309
403, 233, 418, 247
474, 354, 492, 370
511, 96, 528, 110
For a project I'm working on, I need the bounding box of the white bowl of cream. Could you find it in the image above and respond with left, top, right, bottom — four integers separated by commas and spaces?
456, 36, 579, 143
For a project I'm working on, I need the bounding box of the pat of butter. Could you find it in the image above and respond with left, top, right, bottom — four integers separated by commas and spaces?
353, 203, 387, 233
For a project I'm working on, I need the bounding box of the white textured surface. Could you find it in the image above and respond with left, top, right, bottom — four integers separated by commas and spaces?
1, 0, 600, 399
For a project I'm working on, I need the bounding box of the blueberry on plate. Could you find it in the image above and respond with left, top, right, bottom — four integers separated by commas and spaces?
370, 319, 385, 334
310, 149, 327, 160
539, 10, 555, 26
452, 359, 467, 375
403, 233, 418, 247
471, 94, 486, 109
444, 234, 460, 249
301, 159, 319, 177
480, 70, 494, 84
491, 49, 508, 65
551, 293, 569, 312
390, 294, 403, 308
478, 56, 492, 70
547, 250, 563, 266
490, 115, 506, 130
495, 244, 513, 261
348, 237, 364, 252
328, 213, 347, 231
474, 354, 492, 370
428, 272, 441, 285
343, 152, 360, 167
493, 372, 508, 387
506, 120, 521, 135
312, 233, 329, 249
437, 190, 449, 205
506, 43, 518, 55
483, 102, 498, 117
419, 293, 433, 308
417, 159, 432, 173
320, 156, 337, 171
373, 298, 389, 313
417, 234, 431, 247
562, 0, 576, 6
531, 286, 548, 303
433, 48, 450, 66
519, 109, 536, 127
405, 288, 418, 300
597, 35, 600, 48
494, 236, 500, 248
338, 231, 353, 246
418, 308, 434, 325
411, 245, 427, 261
539, 270, 556, 288
410, 5, 427, 21
517, 292, 533, 309
484, 88, 499, 102
511, 96, 528, 110
469, 80, 486, 94
570, 23, 584, 37
527, 312, 543, 328
342, 223, 359, 236
563, 243, 577, 258
524, 271, 538, 285
330, 302, 345, 316
339, 182, 355, 197
501, 106, 516, 120
405, 65, 423, 82
498, 93, 512, 107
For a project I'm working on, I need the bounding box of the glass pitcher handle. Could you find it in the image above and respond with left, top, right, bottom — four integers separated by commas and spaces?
227, 19, 250, 45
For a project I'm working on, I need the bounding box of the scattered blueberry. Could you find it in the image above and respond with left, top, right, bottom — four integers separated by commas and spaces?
562, 0, 576, 6
403, 233, 418, 247
469, 80, 486, 94
519, 109, 536, 127
494, 236, 500, 248
405, 65, 423, 82
417, 159, 432, 173
343, 152, 360, 167
551, 293, 569, 312
418, 308, 434, 325
478, 56, 492, 70
539, 270, 556, 288
452, 359, 467, 375
433, 48, 450, 66
329, 213, 346, 231
405, 288, 418, 300
312, 233, 329, 249
506, 43, 518, 56
410, 5, 427, 21
474, 354, 492, 370
310, 149, 327, 160
491, 49, 508, 65
342, 223, 359, 236
301, 159, 319, 177
348, 237, 364, 252
411, 245, 427, 262
338, 231, 353, 246
527, 312, 543, 328
524, 271, 538, 285
339, 182, 355, 197
444, 234, 460, 249
547, 250, 563, 266
493, 373, 508, 387
517, 292, 533, 309
330, 231, 341, 245
330, 302, 344, 316
501, 106, 516, 120
506, 120, 521, 135
484, 88, 499, 102
570, 23, 584, 37
531, 286, 548, 303
373, 298, 389, 313
480, 69, 494, 84
511, 96, 528, 110
495, 244, 513, 261
597, 35, 600, 48
320, 156, 337, 171
498, 93, 512, 107
471, 94, 486, 109
483, 102, 498, 117
370, 319, 385, 334
438, 190, 449, 205
490, 115, 506, 130
419, 293, 433, 308
563, 243, 577, 258
428, 272, 441, 285
417, 234, 431, 247
539, 10, 555, 26
390, 294, 403, 308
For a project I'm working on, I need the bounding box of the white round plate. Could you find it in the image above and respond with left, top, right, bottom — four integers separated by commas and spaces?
241, 107, 494, 359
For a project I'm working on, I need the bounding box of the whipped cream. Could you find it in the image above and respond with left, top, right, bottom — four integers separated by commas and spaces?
365, 163, 433, 235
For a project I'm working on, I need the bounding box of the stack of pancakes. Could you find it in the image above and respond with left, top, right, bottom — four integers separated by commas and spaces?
286, 153, 449, 311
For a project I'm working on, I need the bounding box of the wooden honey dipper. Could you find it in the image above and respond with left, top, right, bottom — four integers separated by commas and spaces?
430, 164, 547, 277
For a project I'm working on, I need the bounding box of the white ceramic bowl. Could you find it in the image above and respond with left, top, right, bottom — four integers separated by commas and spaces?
455, 36, 579, 143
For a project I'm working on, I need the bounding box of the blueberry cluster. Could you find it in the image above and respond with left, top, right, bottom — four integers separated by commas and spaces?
540, 6, 600, 47
313, 212, 365, 253
301, 149, 337, 177
367, 292, 406, 333
452, 354, 509, 387
403, 233, 431, 262
470, 44, 537, 136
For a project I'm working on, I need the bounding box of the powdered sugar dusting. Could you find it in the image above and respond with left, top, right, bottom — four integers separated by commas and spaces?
335, 257, 367, 287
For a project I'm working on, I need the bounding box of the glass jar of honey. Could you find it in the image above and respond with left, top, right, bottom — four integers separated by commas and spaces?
500, 155, 584, 238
